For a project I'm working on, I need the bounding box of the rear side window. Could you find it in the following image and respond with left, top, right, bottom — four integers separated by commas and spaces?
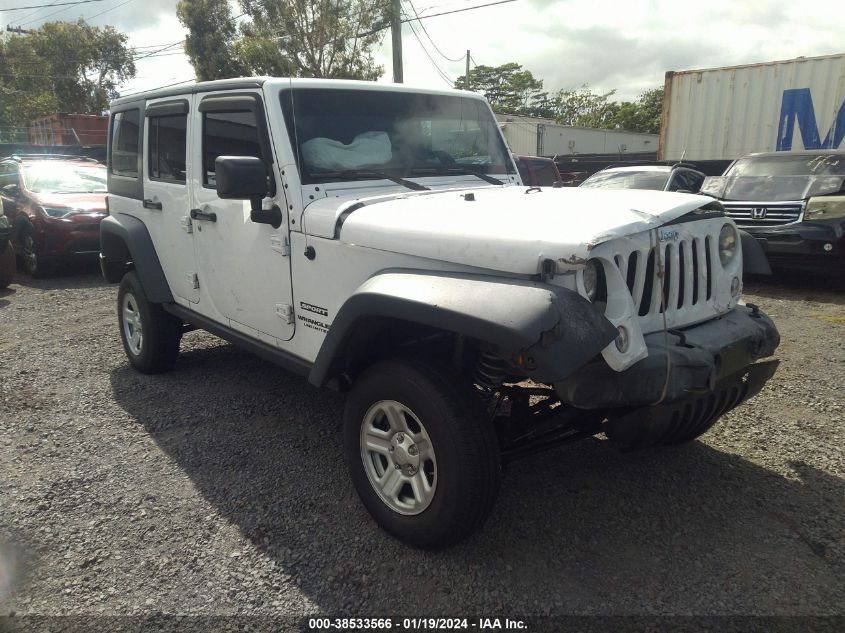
110, 110, 140, 178
149, 114, 187, 183
203, 110, 261, 187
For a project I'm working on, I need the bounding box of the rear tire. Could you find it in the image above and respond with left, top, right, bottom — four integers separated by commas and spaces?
0, 242, 14, 288
343, 358, 500, 549
117, 271, 182, 374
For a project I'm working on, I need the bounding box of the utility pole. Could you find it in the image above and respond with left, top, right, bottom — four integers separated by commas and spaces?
465, 50, 471, 89
391, 0, 403, 83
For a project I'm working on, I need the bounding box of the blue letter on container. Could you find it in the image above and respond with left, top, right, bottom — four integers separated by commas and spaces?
776, 88, 845, 151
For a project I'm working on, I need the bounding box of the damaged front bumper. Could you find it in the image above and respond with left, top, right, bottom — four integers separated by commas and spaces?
554, 304, 780, 409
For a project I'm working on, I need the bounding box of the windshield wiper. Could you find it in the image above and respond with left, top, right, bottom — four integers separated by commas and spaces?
411, 167, 504, 186
307, 169, 429, 191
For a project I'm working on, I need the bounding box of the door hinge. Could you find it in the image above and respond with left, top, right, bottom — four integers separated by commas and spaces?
270, 234, 290, 256
275, 303, 293, 324
187, 272, 199, 289
180, 216, 193, 233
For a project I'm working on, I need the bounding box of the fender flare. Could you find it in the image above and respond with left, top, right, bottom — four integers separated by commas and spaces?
100, 213, 173, 303
308, 270, 618, 387
739, 229, 772, 275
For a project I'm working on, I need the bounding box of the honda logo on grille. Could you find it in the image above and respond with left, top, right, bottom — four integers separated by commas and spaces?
751, 207, 768, 219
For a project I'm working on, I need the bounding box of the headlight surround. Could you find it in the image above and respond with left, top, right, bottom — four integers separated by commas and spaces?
37, 205, 72, 219
718, 223, 738, 266
804, 196, 845, 220
581, 259, 601, 301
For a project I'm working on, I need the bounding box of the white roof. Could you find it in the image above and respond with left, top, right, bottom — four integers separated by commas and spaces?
604, 165, 673, 173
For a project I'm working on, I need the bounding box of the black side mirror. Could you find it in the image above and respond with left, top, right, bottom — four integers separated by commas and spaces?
215, 156, 268, 200
2, 183, 20, 198
215, 156, 281, 228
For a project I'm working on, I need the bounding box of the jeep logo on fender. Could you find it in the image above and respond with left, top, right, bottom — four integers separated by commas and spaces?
659, 229, 679, 242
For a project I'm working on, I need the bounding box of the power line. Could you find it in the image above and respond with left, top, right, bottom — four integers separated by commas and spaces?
405, 16, 453, 87
403, 0, 516, 22
406, 0, 464, 62
132, 40, 185, 61
358, 0, 517, 37
10, 0, 61, 25
83, 0, 135, 21
2, 0, 107, 12
5, 48, 186, 67
18, 0, 78, 25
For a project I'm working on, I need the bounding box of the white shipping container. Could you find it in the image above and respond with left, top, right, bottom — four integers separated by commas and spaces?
496, 114, 658, 156
659, 52, 845, 161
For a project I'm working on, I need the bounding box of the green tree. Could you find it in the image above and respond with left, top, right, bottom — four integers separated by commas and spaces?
177, 0, 247, 81
32, 21, 136, 114
237, 0, 388, 79
612, 87, 663, 134
550, 85, 619, 128
0, 21, 135, 141
0, 35, 56, 141
455, 63, 547, 116
232, 22, 292, 76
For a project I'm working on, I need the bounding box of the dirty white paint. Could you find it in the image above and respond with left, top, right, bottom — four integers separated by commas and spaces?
304, 186, 713, 275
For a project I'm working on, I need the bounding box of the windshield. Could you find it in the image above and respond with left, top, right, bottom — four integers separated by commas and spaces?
22, 162, 106, 194
729, 153, 845, 177
280, 88, 512, 185
579, 170, 669, 191
703, 154, 845, 201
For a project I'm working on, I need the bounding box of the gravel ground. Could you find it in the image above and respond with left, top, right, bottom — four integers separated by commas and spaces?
0, 262, 843, 624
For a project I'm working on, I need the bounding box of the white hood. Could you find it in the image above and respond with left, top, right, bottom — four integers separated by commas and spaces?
302, 186, 714, 275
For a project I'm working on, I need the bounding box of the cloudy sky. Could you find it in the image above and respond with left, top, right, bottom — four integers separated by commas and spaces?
2, 0, 844, 101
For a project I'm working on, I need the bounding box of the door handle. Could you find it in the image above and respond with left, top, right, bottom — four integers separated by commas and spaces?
190, 208, 217, 222
143, 199, 163, 210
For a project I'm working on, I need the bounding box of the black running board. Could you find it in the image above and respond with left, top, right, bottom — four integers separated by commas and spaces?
163, 303, 313, 378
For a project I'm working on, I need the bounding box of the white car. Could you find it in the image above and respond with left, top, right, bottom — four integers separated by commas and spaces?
100, 78, 779, 549
580, 164, 708, 193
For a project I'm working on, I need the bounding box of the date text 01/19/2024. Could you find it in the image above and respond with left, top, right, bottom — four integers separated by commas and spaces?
307, 618, 528, 630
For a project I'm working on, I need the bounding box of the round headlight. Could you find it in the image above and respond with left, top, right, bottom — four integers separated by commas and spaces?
0, 215, 9, 229
719, 223, 738, 266
582, 259, 600, 301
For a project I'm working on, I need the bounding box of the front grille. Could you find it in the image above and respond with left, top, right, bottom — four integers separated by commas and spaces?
73, 223, 100, 232
611, 237, 714, 320
722, 202, 802, 227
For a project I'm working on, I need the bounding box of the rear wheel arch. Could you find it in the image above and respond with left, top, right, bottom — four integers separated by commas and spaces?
100, 214, 173, 303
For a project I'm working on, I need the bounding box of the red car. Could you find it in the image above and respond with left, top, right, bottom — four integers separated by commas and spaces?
0, 155, 107, 277
513, 154, 563, 187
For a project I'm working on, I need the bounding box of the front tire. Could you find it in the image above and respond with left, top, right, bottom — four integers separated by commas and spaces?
22, 228, 51, 278
117, 271, 182, 374
343, 359, 500, 549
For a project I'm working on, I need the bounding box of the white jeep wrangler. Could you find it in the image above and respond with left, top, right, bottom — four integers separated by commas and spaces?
101, 78, 779, 549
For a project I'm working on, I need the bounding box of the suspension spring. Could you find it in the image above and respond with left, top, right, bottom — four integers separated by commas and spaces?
474, 351, 507, 390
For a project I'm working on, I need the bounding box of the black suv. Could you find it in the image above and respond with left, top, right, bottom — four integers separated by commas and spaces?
701, 151, 845, 274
